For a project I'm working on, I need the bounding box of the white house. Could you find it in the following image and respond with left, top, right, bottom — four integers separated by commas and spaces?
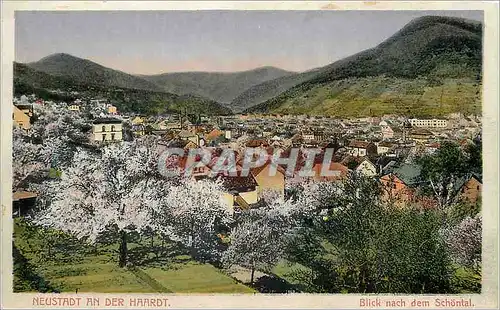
92, 117, 123, 142
377, 141, 394, 155
409, 118, 448, 128
302, 131, 315, 142
68, 104, 80, 111
347, 141, 377, 157
356, 158, 377, 177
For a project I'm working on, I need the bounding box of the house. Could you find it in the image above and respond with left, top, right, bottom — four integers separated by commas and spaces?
108, 105, 118, 114
220, 174, 259, 212
311, 162, 349, 182
377, 141, 393, 155
379, 163, 422, 205
92, 118, 123, 142
68, 104, 80, 111
184, 140, 199, 149
246, 139, 269, 148
347, 141, 377, 157
302, 131, 315, 142
178, 156, 214, 179
425, 142, 440, 154
455, 173, 482, 204
409, 128, 433, 142
178, 130, 199, 145
13, 105, 31, 131
205, 129, 224, 142
355, 158, 377, 177
131, 116, 145, 125
381, 126, 394, 140
291, 134, 303, 147
132, 124, 146, 136
160, 120, 182, 130
251, 161, 286, 200
15, 103, 33, 117
13, 191, 37, 217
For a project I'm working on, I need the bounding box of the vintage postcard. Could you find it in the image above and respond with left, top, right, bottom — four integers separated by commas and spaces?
1, 1, 498, 309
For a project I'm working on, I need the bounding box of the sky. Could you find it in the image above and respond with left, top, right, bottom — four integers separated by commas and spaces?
15, 10, 483, 75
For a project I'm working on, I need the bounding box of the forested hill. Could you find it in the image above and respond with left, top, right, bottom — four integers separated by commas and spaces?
27, 53, 163, 92
245, 16, 482, 117
13, 62, 232, 115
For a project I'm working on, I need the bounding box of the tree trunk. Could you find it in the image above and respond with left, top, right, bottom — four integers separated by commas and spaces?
119, 231, 128, 267
250, 266, 255, 286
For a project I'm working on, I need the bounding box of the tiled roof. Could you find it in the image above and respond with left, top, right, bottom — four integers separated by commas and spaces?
411, 128, 433, 135
206, 129, 224, 141
378, 141, 394, 147
348, 141, 373, 148
93, 117, 122, 124
251, 160, 286, 177
392, 163, 422, 186
219, 174, 258, 191
178, 130, 195, 138
13, 191, 37, 201
452, 172, 483, 193
246, 139, 269, 147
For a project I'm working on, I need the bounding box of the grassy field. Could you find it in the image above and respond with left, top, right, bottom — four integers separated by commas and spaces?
13, 219, 254, 293
13, 218, 479, 294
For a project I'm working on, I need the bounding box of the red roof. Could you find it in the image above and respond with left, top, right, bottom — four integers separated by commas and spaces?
246, 139, 269, 147
312, 162, 349, 181
13, 191, 37, 201
251, 160, 286, 176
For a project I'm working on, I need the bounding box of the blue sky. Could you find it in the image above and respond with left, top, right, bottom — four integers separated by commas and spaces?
15, 10, 483, 74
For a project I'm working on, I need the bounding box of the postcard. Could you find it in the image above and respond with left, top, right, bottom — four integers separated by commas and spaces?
1, 1, 498, 309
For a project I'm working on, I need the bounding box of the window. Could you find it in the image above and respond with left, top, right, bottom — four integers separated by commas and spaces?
102, 134, 106, 141
111, 133, 115, 141
477, 185, 480, 190
102, 125, 106, 132
111, 125, 115, 132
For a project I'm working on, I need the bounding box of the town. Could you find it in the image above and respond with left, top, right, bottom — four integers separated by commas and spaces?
12, 91, 483, 294
13, 94, 482, 214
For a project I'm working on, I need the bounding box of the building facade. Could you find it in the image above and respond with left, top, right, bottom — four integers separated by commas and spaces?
409, 118, 448, 128
68, 104, 80, 111
92, 118, 123, 142
13, 105, 31, 131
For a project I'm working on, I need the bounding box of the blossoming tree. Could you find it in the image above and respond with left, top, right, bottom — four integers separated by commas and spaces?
150, 178, 233, 263
34, 136, 169, 267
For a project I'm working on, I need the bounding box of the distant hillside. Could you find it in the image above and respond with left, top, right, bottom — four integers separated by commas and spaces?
27, 53, 163, 92
230, 68, 321, 112
141, 66, 294, 104
245, 16, 482, 117
14, 62, 232, 116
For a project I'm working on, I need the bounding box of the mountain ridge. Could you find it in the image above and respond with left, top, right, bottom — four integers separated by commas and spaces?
140, 66, 295, 104
14, 61, 232, 115
25, 53, 295, 106
27, 53, 163, 92
244, 15, 482, 116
